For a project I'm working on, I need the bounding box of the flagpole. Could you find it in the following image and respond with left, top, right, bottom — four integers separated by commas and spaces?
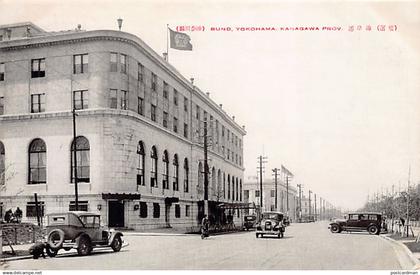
166, 24, 169, 61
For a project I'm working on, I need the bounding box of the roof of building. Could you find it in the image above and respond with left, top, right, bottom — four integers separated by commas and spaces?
0, 22, 246, 135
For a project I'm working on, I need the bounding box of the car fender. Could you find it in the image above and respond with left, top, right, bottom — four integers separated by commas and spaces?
109, 231, 123, 244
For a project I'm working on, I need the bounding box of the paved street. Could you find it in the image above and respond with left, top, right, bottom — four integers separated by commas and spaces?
5, 221, 402, 270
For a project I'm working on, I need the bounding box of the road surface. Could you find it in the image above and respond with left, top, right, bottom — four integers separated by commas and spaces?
4, 221, 402, 270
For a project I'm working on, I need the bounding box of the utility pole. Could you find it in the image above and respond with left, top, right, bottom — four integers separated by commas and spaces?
308, 190, 312, 218
257, 156, 267, 210
72, 107, 79, 211
272, 168, 280, 210
314, 193, 317, 221
319, 197, 322, 220
297, 184, 302, 222
406, 165, 411, 237
281, 165, 293, 217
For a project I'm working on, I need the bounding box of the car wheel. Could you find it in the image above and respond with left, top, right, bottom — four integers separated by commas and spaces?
330, 224, 341, 233
111, 235, 122, 252
45, 245, 58, 258
368, 225, 379, 235
47, 229, 65, 250
77, 236, 92, 256
256, 233, 259, 238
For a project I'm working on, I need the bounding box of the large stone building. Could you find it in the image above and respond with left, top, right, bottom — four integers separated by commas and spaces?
0, 22, 246, 230
243, 176, 297, 220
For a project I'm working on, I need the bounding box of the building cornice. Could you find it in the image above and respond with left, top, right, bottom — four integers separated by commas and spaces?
0, 29, 246, 135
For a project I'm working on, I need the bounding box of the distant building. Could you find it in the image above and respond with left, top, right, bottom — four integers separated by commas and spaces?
0, 22, 246, 230
244, 176, 297, 220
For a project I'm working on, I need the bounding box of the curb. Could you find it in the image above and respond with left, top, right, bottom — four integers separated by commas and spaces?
0, 242, 129, 262
380, 234, 420, 270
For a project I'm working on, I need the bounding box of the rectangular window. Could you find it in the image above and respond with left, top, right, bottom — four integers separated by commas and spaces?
255, 190, 260, 197
271, 190, 275, 197
151, 104, 156, 122
163, 82, 168, 99
109, 89, 118, 109
73, 90, 88, 110
163, 111, 168, 128
140, 202, 148, 218
120, 54, 127, 74
69, 201, 88, 212
110, 53, 118, 72
227, 149, 230, 160
31, 94, 45, 113
173, 89, 178, 106
73, 54, 88, 74
120, 90, 128, 110
244, 190, 249, 200
31, 58, 45, 78
185, 205, 190, 217
0, 63, 4, 81
138, 63, 144, 83
153, 203, 160, 218
0, 97, 3, 115
183, 123, 188, 139
138, 97, 144, 115
173, 117, 178, 133
183, 97, 188, 112
26, 201, 45, 217
151, 73, 157, 91
175, 204, 181, 218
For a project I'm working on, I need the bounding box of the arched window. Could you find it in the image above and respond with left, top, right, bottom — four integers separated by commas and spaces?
136, 141, 145, 186
172, 154, 179, 191
150, 146, 158, 187
29, 138, 47, 184
71, 136, 90, 183
217, 169, 221, 200
240, 179, 243, 201
0, 141, 5, 185
183, 158, 189, 193
223, 172, 226, 199
198, 162, 203, 194
235, 178, 239, 200
211, 167, 216, 197
232, 176, 235, 201
162, 150, 169, 189
227, 174, 230, 200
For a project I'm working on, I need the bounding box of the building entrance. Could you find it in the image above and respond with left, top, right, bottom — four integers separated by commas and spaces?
108, 200, 125, 227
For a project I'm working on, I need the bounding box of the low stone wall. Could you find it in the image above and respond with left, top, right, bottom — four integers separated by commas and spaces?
0, 223, 45, 245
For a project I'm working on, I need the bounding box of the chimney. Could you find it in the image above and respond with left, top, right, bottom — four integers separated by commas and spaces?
117, 18, 123, 31
219, 104, 223, 109
163, 53, 168, 61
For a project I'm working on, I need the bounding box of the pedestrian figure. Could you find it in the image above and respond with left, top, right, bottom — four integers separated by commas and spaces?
4, 209, 13, 223
400, 217, 405, 227
201, 215, 210, 239
14, 207, 22, 223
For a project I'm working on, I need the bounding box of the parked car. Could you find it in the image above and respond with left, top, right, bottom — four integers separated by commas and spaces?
243, 215, 257, 230
45, 211, 124, 256
256, 211, 285, 238
329, 212, 382, 235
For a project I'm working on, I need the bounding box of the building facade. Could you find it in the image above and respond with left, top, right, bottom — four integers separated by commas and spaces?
0, 22, 246, 230
243, 176, 297, 220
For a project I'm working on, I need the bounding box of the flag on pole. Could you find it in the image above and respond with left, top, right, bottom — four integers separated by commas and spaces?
169, 28, 193, 51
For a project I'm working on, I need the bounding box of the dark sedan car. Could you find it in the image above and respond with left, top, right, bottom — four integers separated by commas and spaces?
329, 212, 382, 235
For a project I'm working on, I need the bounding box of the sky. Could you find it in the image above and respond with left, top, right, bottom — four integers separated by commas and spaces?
1, 0, 419, 211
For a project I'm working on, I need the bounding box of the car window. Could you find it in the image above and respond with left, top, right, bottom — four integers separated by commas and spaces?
80, 215, 99, 228
359, 214, 368, 220
348, 214, 359, 220
368, 215, 378, 221
262, 213, 282, 220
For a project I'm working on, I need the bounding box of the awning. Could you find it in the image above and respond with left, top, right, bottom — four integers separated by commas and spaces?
216, 202, 256, 210
102, 193, 141, 200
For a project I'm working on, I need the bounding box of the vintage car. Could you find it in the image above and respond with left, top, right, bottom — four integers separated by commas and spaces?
329, 212, 382, 235
256, 211, 285, 238
242, 215, 257, 230
45, 211, 124, 256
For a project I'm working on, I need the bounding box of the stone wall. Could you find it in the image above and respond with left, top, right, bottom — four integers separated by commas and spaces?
0, 223, 44, 245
